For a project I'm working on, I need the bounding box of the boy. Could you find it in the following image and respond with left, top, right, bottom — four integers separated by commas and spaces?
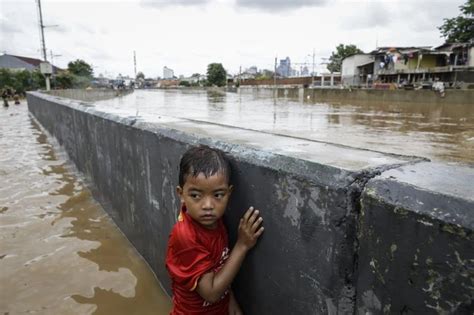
166, 145, 264, 315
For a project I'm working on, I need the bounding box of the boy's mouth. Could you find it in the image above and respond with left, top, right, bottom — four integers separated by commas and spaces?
201, 214, 216, 220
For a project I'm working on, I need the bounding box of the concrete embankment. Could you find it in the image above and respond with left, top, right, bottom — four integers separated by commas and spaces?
27, 90, 473, 314
240, 86, 474, 106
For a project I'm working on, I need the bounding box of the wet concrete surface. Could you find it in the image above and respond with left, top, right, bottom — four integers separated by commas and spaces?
0, 102, 171, 314
93, 89, 474, 164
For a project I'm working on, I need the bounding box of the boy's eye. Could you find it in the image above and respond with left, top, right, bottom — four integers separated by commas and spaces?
214, 192, 225, 199
190, 193, 201, 199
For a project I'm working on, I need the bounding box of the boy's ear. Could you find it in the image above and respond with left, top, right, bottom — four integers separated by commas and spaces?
176, 186, 184, 203
228, 185, 234, 195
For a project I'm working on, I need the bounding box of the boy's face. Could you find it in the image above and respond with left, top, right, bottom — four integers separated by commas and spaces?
177, 171, 232, 230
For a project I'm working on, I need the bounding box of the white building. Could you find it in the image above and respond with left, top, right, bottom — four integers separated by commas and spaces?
163, 66, 174, 79
341, 54, 374, 86
246, 66, 258, 75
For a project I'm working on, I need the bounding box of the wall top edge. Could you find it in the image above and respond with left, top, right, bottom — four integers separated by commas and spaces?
28, 91, 424, 187
364, 161, 474, 231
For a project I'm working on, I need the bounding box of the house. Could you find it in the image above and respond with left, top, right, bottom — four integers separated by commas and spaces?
341, 54, 374, 86
341, 43, 474, 87
0, 54, 62, 73
372, 44, 474, 86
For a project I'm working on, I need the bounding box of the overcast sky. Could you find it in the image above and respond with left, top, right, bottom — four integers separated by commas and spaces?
0, 0, 465, 78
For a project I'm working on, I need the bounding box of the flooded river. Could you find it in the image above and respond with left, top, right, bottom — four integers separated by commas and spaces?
0, 103, 171, 314
94, 89, 474, 164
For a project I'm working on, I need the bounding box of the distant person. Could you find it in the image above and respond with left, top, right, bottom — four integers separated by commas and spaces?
2, 89, 9, 107
166, 145, 264, 315
13, 93, 20, 105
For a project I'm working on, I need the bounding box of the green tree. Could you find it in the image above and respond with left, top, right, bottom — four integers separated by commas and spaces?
179, 80, 190, 87
136, 71, 145, 80
0, 69, 15, 89
439, 0, 474, 43
67, 59, 94, 78
327, 44, 363, 73
55, 71, 75, 89
13, 70, 33, 94
206, 63, 227, 87
0, 69, 45, 93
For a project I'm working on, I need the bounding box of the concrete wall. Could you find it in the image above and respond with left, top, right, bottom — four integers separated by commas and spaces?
240, 76, 341, 87
239, 86, 474, 105
357, 163, 474, 314
27, 91, 473, 314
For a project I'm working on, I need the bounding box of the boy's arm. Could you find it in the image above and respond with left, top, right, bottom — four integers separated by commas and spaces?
229, 290, 243, 315
196, 207, 264, 303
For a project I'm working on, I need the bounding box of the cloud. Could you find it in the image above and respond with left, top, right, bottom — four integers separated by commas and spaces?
0, 22, 22, 34
235, 0, 327, 12
141, 0, 210, 8
49, 25, 70, 34
339, 2, 392, 30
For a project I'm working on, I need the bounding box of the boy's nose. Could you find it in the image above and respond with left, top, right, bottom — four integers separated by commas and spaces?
202, 197, 214, 210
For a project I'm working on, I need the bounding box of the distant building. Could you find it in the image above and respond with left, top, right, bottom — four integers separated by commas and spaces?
341, 43, 474, 87
246, 66, 258, 75
163, 66, 174, 79
158, 79, 179, 88
240, 72, 256, 80
0, 53, 62, 73
276, 57, 291, 77
372, 44, 474, 86
341, 54, 374, 86
300, 66, 309, 76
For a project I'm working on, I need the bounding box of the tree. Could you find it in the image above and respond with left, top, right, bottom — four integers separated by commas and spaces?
136, 71, 145, 80
439, 0, 474, 43
327, 44, 363, 73
67, 59, 94, 78
55, 71, 75, 89
0, 69, 44, 93
206, 63, 227, 87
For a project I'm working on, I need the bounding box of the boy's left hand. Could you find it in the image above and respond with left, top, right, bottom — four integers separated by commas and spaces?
229, 291, 243, 315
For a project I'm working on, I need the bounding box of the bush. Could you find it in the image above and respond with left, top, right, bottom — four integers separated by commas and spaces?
0, 67, 94, 92
0, 69, 45, 93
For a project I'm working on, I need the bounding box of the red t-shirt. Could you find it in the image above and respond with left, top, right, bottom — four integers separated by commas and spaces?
166, 208, 230, 315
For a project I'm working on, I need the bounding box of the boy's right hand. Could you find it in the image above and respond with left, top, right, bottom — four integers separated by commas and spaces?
236, 207, 264, 251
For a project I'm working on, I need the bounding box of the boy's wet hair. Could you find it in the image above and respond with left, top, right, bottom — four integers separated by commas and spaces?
179, 145, 231, 187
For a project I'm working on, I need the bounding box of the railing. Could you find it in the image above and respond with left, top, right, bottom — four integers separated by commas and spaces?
377, 65, 473, 75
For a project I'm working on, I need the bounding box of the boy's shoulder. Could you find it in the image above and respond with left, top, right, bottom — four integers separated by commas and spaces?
169, 212, 199, 249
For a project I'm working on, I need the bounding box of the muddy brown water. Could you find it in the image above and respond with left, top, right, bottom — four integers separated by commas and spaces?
0, 103, 171, 314
94, 89, 474, 164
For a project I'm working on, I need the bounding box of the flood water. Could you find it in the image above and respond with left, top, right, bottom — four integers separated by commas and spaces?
0, 103, 171, 314
94, 89, 474, 164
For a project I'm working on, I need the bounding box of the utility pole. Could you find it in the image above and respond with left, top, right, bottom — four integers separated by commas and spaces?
239, 65, 242, 86
312, 48, 315, 87
38, 0, 47, 62
134, 51, 137, 78
37, 0, 51, 90
274, 56, 277, 90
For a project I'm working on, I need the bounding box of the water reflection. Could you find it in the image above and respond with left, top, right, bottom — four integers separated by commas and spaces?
93, 89, 474, 163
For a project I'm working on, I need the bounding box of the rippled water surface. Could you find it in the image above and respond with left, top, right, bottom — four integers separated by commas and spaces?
0, 103, 171, 314
94, 89, 474, 164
